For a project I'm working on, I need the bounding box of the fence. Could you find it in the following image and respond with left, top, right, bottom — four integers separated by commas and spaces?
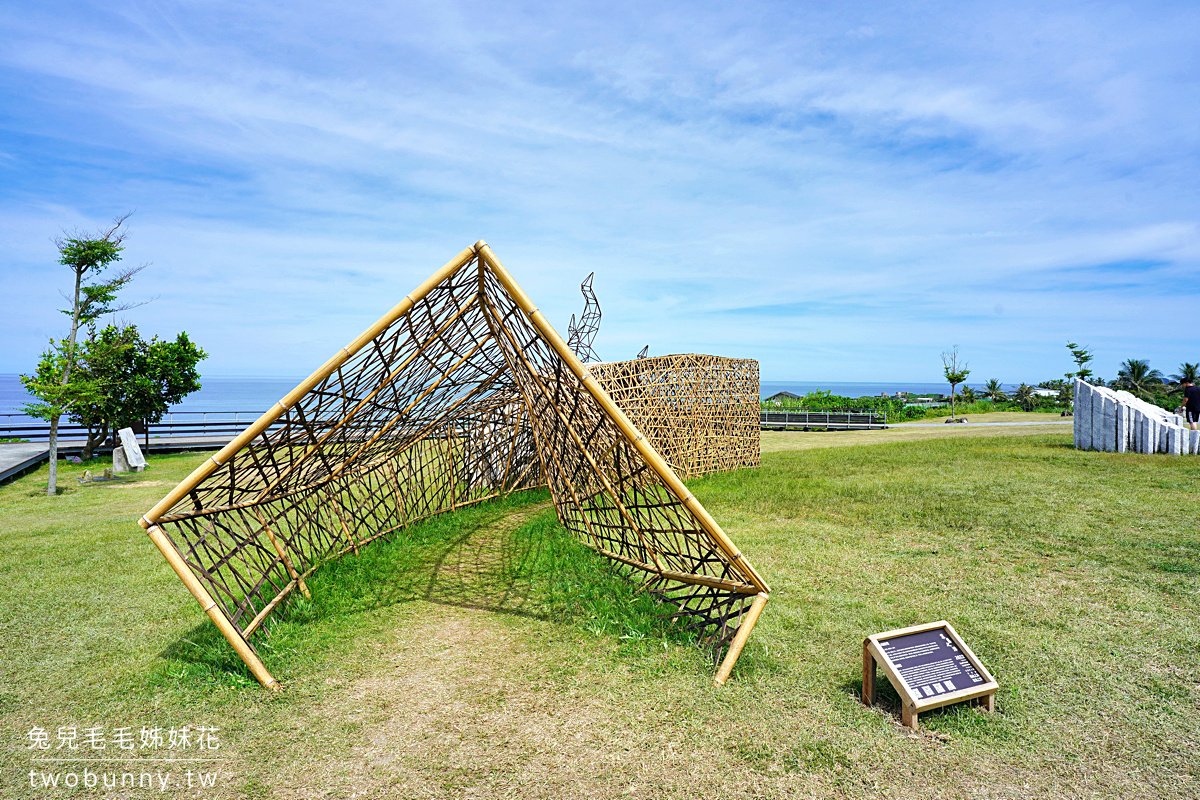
759, 410, 887, 430
0, 412, 274, 450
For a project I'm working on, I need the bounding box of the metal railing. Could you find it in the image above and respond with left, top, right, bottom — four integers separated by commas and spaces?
760, 410, 887, 430
0, 411, 277, 447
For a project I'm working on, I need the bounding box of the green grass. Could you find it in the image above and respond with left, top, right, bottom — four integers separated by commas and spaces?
159, 489, 697, 690
1, 433, 1197, 798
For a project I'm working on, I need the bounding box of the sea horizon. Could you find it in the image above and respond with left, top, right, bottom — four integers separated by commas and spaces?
0, 373, 988, 419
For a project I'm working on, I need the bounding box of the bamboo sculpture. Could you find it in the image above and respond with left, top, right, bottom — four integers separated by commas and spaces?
139, 243, 769, 690
588, 354, 760, 479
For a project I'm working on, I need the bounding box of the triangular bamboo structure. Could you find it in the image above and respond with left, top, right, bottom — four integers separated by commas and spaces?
139, 242, 770, 690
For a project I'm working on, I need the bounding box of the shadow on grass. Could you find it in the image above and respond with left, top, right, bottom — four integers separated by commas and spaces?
156, 489, 699, 688
843, 676, 1012, 740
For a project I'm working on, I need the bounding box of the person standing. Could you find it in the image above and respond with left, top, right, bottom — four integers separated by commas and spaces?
1183, 378, 1200, 431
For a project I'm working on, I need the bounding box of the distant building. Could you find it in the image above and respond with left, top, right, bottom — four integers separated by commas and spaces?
1031, 388, 1058, 398
765, 391, 803, 405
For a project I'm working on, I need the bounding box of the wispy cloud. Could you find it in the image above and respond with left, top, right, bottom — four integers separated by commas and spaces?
1, 1, 1197, 383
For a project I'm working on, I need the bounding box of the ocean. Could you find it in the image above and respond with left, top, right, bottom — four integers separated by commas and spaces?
0, 374, 960, 419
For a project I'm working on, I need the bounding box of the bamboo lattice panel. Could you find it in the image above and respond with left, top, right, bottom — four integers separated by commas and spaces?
140, 244, 769, 688
587, 354, 760, 479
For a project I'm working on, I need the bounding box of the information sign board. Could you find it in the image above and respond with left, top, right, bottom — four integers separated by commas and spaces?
862, 620, 997, 729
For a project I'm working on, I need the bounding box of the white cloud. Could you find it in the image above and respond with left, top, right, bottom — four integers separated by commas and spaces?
0, 0, 1197, 387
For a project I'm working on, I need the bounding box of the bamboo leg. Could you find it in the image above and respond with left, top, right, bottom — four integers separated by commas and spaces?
713, 592, 769, 686
146, 525, 279, 691
862, 640, 876, 706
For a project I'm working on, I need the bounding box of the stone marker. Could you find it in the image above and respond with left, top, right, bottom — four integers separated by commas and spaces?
118, 427, 147, 471
113, 445, 131, 473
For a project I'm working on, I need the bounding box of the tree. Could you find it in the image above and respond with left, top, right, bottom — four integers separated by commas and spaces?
1115, 359, 1163, 400
959, 385, 977, 403
1169, 362, 1199, 386
19, 214, 144, 495
1013, 383, 1037, 412
70, 324, 206, 459
981, 378, 1007, 402
941, 346, 971, 420
1065, 342, 1094, 383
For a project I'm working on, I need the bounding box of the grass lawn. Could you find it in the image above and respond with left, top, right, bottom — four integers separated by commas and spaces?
0, 429, 1197, 799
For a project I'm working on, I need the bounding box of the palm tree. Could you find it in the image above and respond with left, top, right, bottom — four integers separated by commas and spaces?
1116, 359, 1163, 399
1169, 362, 1199, 386
1013, 383, 1036, 411
981, 379, 1007, 402
959, 385, 977, 403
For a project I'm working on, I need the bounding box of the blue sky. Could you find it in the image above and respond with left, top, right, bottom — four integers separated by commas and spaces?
1, 1, 1197, 385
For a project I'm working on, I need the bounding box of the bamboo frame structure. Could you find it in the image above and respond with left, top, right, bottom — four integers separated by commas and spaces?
140, 243, 769, 689
587, 354, 760, 479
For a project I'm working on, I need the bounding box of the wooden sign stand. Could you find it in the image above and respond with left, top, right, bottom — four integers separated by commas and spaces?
862, 620, 998, 730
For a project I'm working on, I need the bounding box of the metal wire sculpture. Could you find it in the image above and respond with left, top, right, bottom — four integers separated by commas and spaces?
139, 243, 769, 690
566, 272, 602, 363
588, 354, 760, 479
637, 345, 649, 359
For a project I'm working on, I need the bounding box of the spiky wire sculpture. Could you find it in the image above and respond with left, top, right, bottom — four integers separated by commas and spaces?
566, 272, 602, 363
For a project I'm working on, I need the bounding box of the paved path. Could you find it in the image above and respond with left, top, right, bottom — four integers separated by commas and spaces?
0, 443, 50, 484
897, 421, 1072, 428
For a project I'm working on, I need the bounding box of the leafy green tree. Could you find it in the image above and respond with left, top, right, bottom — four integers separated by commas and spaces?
959, 385, 977, 403
19, 214, 144, 495
70, 324, 206, 459
1169, 362, 1199, 386
981, 378, 1007, 402
1013, 383, 1037, 411
941, 346, 970, 420
1065, 342, 1094, 383
1115, 359, 1163, 400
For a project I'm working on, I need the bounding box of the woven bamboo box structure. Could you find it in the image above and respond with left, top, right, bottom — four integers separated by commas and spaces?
587, 354, 760, 479
139, 243, 769, 690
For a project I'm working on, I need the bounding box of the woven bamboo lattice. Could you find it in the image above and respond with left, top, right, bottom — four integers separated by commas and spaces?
139, 243, 770, 690
587, 354, 760, 479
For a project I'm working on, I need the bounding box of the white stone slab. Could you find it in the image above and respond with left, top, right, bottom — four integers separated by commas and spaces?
1190, 429, 1200, 455
112, 446, 131, 474
1116, 404, 1128, 453
1090, 386, 1105, 452
1076, 381, 1092, 450
1102, 396, 1117, 452
118, 427, 147, 469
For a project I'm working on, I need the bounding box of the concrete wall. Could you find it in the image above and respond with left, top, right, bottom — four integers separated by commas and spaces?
1073, 379, 1196, 455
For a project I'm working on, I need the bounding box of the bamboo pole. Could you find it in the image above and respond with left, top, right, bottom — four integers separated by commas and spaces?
476, 242, 770, 594
481, 292, 669, 574
253, 507, 310, 599
139, 245, 478, 530
582, 543, 759, 594
145, 525, 279, 690
713, 592, 769, 686
333, 501, 360, 555
244, 293, 483, 505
